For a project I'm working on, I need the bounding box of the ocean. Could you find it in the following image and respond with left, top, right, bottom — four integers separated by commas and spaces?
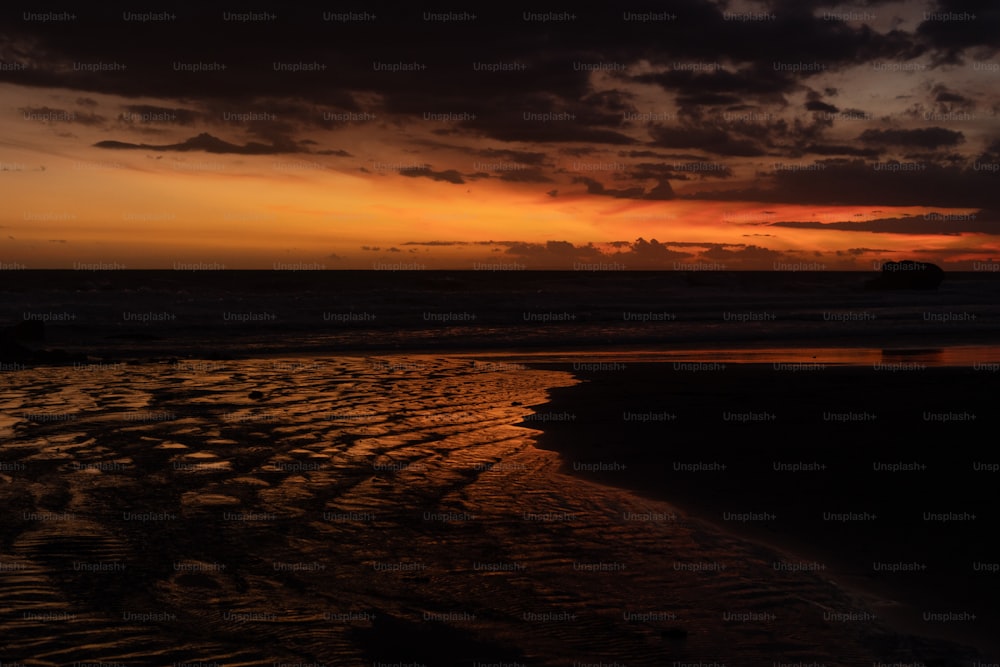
3, 270, 1000, 358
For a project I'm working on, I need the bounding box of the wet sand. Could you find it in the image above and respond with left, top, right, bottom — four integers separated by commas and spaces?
528, 359, 1000, 660
0, 354, 994, 666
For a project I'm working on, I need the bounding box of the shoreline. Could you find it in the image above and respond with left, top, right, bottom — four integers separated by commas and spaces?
5, 340, 1000, 371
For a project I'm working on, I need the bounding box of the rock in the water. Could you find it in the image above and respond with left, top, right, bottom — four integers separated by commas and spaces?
864, 260, 944, 290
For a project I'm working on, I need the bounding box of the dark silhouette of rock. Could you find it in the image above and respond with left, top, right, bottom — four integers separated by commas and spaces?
864, 260, 944, 290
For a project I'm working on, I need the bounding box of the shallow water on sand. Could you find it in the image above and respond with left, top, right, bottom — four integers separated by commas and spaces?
0, 356, 985, 666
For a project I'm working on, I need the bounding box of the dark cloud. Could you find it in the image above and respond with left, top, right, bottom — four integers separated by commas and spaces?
623, 238, 692, 264
803, 143, 882, 157
401, 241, 470, 246
498, 169, 553, 183
620, 150, 714, 162
20, 106, 105, 126
677, 93, 744, 106
579, 89, 637, 117
0, 2, 926, 142
94, 132, 307, 154
398, 168, 465, 184
805, 100, 839, 113
468, 113, 636, 145
700, 244, 784, 263
501, 238, 693, 269
772, 211, 1000, 235
476, 148, 548, 166
690, 159, 1000, 208
636, 66, 797, 110
121, 104, 201, 125
574, 176, 674, 200
649, 124, 766, 157
503, 240, 607, 267
574, 177, 645, 199
935, 91, 967, 104
916, 0, 1000, 61
838, 247, 895, 256
630, 161, 733, 180
1, 1, 995, 216
859, 127, 965, 148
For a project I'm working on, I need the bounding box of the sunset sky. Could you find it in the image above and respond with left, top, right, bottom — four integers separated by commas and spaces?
1, 1, 998, 269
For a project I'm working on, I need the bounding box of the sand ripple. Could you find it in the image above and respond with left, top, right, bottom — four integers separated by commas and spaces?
0, 356, 984, 666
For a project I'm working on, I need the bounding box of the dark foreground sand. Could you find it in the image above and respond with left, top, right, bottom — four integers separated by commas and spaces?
0, 354, 996, 666
528, 359, 1000, 659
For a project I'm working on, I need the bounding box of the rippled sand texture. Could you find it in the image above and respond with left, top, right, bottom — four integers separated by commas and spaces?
0, 357, 981, 666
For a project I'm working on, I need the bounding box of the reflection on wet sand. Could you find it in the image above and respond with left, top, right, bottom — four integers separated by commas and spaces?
453, 344, 1000, 367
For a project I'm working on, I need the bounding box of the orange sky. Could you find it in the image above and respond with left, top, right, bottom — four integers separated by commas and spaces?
1, 4, 998, 269
2, 119, 991, 270
1, 139, 989, 269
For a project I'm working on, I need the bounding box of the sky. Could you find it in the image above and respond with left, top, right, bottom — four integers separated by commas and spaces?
1, 0, 998, 269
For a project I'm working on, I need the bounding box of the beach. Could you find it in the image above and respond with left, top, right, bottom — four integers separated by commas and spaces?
0, 352, 996, 666
1, 270, 998, 665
